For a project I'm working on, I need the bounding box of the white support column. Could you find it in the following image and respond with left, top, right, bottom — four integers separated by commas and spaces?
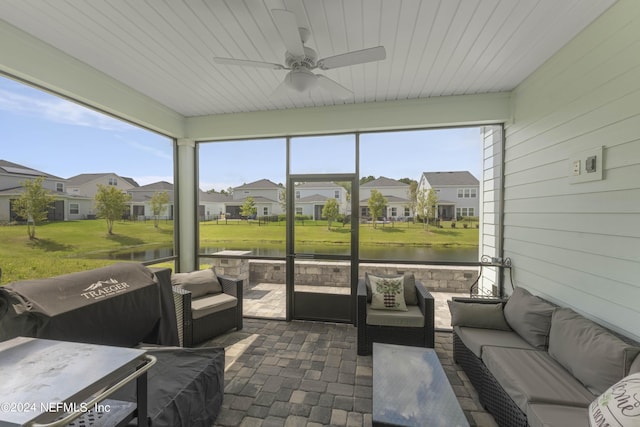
176, 138, 197, 272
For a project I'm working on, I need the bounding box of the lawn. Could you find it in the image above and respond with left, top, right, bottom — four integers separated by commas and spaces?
0, 218, 478, 283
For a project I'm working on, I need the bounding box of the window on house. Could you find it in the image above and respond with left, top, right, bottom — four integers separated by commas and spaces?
295, 207, 303, 216
457, 189, 463, 198
470, 188, 477, 198
108, 178, 118, 186
334, 190, 340, 199
56, 183, 64, 192
468, 208, 475, 216
390, 207, 397, 217
295, 191, 300, 199
263, 207, 268, 216
404, 207, 410, 217
69, 203, 79, 214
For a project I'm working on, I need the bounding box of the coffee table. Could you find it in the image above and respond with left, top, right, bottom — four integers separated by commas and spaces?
373, 343, 469, 427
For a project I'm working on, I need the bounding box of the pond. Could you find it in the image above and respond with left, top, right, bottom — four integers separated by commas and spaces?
89, 243, 479, 263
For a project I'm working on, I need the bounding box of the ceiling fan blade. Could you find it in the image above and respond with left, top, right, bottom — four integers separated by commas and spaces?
316, 75, 353, 100
317, 46, 386, 70
214, 57, 285, 70
283, 0, 311, 36
271, 9, 305, 57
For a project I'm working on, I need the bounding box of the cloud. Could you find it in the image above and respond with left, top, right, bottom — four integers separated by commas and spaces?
0, 88, 131, 131
120, 137, 172, 161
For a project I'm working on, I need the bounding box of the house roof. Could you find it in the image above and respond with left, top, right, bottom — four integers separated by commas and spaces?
199, 191, 232, 203
227, 196, 278, 205
297, 194, 330, 203
0, 159, 63, 180
422, 171, 479, 186
360, 195, 409, 204
360, 177, 408, 188
296, 181, 340, 189
128, 181, 173, 192
234, 179, 281, 190
66, 173, 139, 187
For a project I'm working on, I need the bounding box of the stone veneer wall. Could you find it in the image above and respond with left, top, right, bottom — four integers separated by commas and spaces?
248, 260, 477, 293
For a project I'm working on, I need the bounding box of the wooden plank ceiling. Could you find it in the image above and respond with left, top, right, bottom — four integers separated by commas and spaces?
0, 0, 616, 117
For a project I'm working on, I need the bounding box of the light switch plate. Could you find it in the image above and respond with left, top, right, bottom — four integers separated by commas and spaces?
569, 146, 603, 184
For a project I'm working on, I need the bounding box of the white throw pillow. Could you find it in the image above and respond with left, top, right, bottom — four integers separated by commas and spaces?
369, 274, 407, 311
589, 372, 640, 427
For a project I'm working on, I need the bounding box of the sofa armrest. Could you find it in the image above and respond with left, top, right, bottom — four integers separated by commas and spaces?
217, 275, 243, 331
416, 280, 435, 348
452, 296, 508, 307
357, 279, 368, 326
172, 286, 193, 347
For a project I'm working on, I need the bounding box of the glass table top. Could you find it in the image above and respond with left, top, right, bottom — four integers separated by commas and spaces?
373, 343, 469, 427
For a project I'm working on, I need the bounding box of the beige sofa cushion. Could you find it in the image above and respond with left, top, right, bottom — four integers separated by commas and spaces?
454, 326, 534, 358
482, 347, 595, 412
526, 404, 588, 427
503, 287, 555, 350
631, 354, 640, 375
191, 293, 237, 320
172, 268, 222, 298
448, 300, 511, 331
548, 308, 640, 395
366, 304, 423, 327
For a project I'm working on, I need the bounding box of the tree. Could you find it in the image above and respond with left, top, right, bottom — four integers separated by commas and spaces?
368, 189, 387, 229
322, 198, 340, 230
404, 180, 418, 223
94, 184, 132, 234
416, 188, 438, 230
13, 176, 56, 240
278, 188, 286, 212
359, 175, 376, 185
240, 197, 257, 219
150, 191, 170, 228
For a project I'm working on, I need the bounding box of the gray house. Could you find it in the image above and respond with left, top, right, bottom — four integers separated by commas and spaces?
0, 160, 93, 222
418, 171, 479, 220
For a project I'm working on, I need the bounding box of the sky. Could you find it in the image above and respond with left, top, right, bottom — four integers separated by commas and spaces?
1, 75, 482, 191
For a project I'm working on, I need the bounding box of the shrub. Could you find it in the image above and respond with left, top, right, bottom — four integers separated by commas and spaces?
451, 222, 456, 228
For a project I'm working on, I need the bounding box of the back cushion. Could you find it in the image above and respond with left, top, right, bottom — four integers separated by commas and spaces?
630, 354, 640, 375
548, 308, 640, 395
171, 268, 222, 298
503, 287, 555, 349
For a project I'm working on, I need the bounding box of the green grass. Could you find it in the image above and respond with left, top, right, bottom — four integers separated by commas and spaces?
0, 218, 477, 284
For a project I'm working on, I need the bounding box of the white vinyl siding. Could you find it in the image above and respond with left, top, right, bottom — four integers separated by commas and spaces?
504, 0, 640, 340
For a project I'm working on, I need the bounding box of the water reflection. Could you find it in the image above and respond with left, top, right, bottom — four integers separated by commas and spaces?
85, 244, 478, 263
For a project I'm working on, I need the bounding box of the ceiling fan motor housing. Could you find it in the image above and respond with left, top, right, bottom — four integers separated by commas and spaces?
285, 46, 317, 70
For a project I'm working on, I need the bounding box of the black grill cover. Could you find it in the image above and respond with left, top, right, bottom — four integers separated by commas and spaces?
0, 263, 163, 347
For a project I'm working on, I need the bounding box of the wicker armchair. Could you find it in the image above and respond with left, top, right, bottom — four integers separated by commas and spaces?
173, 274, 243, 347
357, 277, 435, 356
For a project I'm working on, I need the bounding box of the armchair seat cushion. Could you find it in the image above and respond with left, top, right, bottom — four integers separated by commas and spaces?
192, 293, 237, 320
366, 304, 424, 327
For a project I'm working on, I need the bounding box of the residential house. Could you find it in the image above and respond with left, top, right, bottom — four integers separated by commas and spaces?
66, 173, 139, 199
199, 190, 232, 220
418, 171, 479, 220
295, 181, 348, 219
0, 160, 93, 221
227, 179, 283, 218
359, 177, 412, 220
127, 181, 175, 220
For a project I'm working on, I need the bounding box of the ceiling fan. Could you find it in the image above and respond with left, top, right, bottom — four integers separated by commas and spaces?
213, 8, 386, 99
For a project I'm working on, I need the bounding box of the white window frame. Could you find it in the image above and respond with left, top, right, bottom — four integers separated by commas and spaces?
295, 207, 303, 215
263, 207, 268, 216
390, 207, 397, 217
295, 190, 300, 199
404, 207, 410, 217
69, 203, 79, 214
108, 177, 118, 186
334, 190, 340, 199
56, 182, 64, 192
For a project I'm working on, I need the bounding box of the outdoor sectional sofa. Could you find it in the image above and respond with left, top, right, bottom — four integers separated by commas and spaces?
0, 263, 225, 427
450, 287, 640, 427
